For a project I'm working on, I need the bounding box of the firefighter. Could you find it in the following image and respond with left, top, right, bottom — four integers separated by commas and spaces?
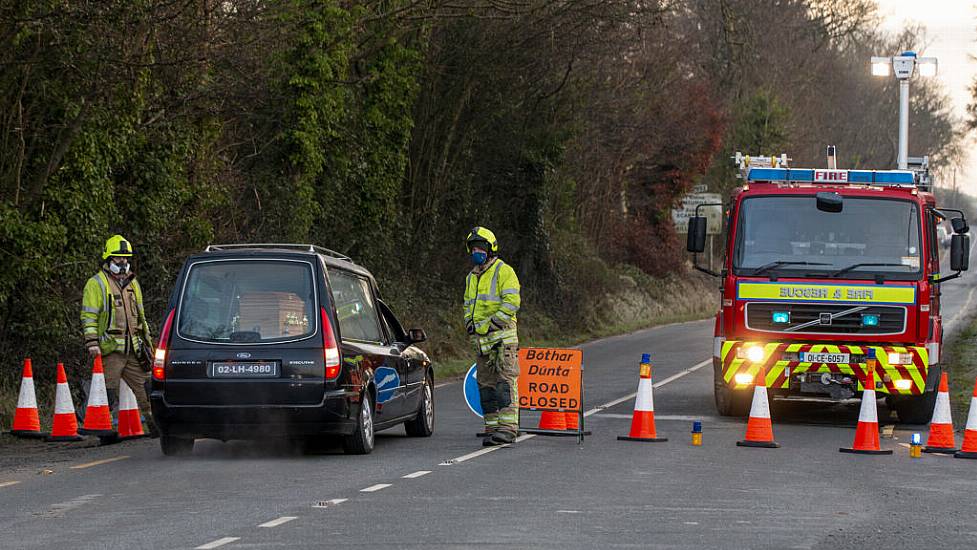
464, 227, 521, 446
81, 235, 158, 437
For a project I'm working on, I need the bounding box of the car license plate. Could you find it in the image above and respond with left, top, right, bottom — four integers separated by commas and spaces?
209, 361, 278, 378
800, 352, 850, 364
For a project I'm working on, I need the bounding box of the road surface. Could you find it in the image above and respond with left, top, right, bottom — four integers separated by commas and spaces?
2, 262, 977, 549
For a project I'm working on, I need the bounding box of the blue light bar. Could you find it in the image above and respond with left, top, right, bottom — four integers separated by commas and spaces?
747, 167, 915, 185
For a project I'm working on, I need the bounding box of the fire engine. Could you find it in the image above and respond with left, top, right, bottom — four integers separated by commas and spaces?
686, 150, 970, 422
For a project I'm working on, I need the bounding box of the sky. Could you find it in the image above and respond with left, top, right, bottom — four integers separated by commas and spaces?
875, 0, 977, 193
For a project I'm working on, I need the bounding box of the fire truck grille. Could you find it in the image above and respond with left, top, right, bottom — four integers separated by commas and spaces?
745, 303, 906, 335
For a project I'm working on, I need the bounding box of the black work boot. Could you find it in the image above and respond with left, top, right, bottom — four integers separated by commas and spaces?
490, 431, 516, 445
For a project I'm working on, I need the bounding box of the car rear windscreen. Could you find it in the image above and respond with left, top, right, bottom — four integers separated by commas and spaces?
178, 260, 317, 344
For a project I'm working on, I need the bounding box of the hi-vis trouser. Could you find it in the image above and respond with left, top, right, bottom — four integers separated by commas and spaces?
477, 342, 520, 435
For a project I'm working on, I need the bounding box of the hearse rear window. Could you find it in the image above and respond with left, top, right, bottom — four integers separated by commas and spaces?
178, 260, 317, 343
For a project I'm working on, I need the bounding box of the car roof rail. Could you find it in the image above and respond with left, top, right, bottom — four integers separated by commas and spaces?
204, 243, 353, 262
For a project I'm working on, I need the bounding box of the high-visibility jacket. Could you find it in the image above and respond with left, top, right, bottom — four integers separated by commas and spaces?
464, 257, 520, 353
81, 269, 152, 356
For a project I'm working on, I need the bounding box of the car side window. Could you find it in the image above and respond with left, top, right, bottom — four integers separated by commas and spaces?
327, 270, 383, 344
378, 300, 407, 344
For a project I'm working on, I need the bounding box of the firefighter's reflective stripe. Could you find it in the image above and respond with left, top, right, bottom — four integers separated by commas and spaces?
719, 341, 929, 395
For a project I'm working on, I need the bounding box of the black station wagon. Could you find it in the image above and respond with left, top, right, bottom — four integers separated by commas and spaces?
150, 244, 434, 456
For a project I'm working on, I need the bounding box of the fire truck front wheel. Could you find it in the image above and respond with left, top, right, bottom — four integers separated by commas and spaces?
714, 364, 751, 417
890, 391, 937, 425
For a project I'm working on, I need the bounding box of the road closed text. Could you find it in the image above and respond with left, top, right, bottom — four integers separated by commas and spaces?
518, 348, 583, 412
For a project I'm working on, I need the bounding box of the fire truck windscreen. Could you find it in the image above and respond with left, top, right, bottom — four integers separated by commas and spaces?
733, 196, 923, 280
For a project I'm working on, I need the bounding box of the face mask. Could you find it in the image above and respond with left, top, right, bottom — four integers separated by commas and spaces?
471, 251, 488, 265
109, 261, 130, 275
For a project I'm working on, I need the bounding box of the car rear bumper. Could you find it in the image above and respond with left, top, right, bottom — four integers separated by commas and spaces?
150, 389, 358, 440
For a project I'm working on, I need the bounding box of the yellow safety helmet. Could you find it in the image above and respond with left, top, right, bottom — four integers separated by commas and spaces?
465, 226, 498, 253
102, 235, 134, 260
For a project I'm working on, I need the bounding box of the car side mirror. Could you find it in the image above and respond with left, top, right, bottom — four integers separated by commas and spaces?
407, 328, 427, 344
951, 234, 970, 272
951, 217, 970, 234
687, 217, 707, 253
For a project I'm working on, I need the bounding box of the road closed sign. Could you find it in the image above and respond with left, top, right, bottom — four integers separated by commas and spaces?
518, 348, 583, 412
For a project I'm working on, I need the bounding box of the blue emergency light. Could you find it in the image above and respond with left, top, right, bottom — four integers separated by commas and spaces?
747, 167, 916, 185
772, 311, 790, 324
861, 314, 880, 327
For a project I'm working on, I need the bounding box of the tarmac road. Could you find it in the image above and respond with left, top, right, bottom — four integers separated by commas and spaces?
2, 260, 977, 549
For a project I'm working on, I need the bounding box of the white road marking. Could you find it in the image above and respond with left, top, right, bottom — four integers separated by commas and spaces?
360, 483, 392, 493
70, 456, 129, 469
195, 537, 240, 549
583, 359, 711, 417
948, 284, 977, 329
0, 481, 20, 488
556, 510, 583, 514
594, 413, 727, 422
440, 358, 712, 466
258, 516, 297, 528
38, 494, 101, 518
312, 498, 347, 508
402, 470, 431, 479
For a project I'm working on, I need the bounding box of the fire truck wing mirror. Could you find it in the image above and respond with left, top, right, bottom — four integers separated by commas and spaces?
687, 217, 707, 253
951, 217, 969, 234
951, 234, 970, 272
816, 192, 843, 213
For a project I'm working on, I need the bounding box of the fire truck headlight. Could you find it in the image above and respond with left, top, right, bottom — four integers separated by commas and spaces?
734, 373, 755, 385
744, 346, 765, 363
895, 379, 913, 391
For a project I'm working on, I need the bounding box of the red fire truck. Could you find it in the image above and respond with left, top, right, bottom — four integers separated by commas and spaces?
687, 153, 971, 423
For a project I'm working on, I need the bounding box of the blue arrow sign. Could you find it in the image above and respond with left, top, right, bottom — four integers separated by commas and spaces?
463, 364, 482, 417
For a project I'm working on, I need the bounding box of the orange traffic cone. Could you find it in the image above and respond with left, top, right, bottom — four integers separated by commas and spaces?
737, 367, 779, 448
10, 358, 47, 438
117, 380, 146, 440
617, 354, 666, 442
923, 372, 957, 454
564, 412, 579, 430
840, 365, 892, 455
538, 410, 567, 431
47, 363, 83, 442
79, 355, 116, 437
955, 377, 977, 459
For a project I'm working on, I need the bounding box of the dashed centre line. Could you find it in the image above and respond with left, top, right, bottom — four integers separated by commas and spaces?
403, 470, 431, 479
195, 537, 240, 549
258, 516, 297, 528
0, 481, 21, 488
69, 456, 130, 470
360, 483, 392, 492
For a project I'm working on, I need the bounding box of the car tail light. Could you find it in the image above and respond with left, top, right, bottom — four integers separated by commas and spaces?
153, 309, 175, 381
321, 308, 341, 379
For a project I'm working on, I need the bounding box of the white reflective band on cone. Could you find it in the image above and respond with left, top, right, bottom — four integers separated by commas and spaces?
932, 391, 953, 424
749, 385, 770, 419
119, 380, 138, 411
16, 377, 37, 408
858, 389, 878, 423
634, 377, 655, 412
967, 397, 977, 430
88, 373, 109, 407
54, 383, 75, 414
